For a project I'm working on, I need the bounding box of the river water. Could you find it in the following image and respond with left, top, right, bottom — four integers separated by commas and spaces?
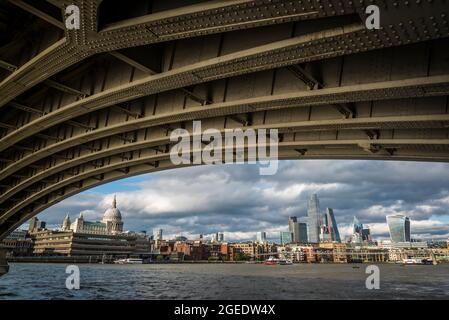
1, 263, 448, 299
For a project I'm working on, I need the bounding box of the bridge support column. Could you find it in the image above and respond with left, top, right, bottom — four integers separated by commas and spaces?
0, 247, 9, 277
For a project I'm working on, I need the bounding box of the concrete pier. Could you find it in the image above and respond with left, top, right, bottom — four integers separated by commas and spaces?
0, 248, 9, 277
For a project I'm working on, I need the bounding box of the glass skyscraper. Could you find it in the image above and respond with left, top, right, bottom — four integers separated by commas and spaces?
307, 194, 321, 243
319, 208, 341, 243
154, 228, 163, 241
353, 216, 363, 235
351, 216, 372, 243
256, 231, 267, 243
280, 231, 293, 245
213, 232, 224, 242
288, 216, 300, 243
288, 217, 308, 243
298, 223, 308, 243
387, 214, 411, 242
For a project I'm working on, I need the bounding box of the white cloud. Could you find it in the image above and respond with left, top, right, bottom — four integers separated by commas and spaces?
36, 160, 449, 241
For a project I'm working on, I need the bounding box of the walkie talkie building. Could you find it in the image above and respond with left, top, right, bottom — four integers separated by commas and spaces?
386, 214, 411, 243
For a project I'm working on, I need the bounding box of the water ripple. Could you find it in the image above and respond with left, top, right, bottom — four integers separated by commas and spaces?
0, 263, 448, 299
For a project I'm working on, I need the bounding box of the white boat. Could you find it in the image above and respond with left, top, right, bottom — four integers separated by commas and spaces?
263, 257, 293, 265
279, 259, 293, 265
402, 258, 433, 265
114, 258, 143, 264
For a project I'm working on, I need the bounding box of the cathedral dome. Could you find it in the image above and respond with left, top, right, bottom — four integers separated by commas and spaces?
102, 195, 122, 222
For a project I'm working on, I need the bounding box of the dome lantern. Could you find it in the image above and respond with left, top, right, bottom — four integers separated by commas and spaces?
102, 195, 123, 228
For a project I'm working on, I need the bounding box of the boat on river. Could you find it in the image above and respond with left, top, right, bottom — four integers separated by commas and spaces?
402, 258, 434, 265
114, 258, 143, 264
263, 256, 293, 265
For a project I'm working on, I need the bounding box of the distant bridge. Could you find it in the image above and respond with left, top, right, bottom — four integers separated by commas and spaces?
0, 0, 448, 246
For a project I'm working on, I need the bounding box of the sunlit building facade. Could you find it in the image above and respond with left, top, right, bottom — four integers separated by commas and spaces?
32, 230, 151, 258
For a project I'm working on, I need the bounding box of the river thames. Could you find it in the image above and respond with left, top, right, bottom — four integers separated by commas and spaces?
1, 263, 448, 299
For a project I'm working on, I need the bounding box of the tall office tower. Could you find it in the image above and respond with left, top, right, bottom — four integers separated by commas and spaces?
326, 208, 341, 243
386, 214, 411, 242
351, 217, 372, 244
298, 223, 308, 243
256, 231, 267, 243
307, 194, 321, 243
62, 214, 71, 231
351, 216, 364, 243
319, 209, 341, 243
288, 216, 301, 243
319, 213, 331, 242
154, 228, 163, 241
362, 227, 371, 242
353, 216, 363, 233
212, 232, 224, 243
28, 217, 38, 232
280, 231, 293, 245
28, 217, 47, 232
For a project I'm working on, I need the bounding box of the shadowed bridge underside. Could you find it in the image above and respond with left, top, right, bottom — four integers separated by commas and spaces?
0, 0, 449, 240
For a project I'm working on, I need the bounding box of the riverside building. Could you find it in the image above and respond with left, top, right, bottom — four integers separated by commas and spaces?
30, 196, 151, 259
66, 195, 123, 235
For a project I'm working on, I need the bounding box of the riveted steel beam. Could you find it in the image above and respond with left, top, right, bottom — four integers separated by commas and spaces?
0, 116, 448, 206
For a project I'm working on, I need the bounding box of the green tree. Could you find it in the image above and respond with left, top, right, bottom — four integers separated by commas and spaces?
234, 252, 248, 261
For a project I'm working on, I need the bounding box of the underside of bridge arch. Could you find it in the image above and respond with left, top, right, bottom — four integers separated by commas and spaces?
0, 0, 449, 240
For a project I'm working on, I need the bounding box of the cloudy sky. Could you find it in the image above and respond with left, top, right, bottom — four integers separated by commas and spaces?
34, 160, 449, 242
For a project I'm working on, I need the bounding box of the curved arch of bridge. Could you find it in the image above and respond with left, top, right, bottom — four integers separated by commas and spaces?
0, 0, 449, 240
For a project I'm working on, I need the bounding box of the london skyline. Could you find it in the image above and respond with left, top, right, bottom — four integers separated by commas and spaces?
29, 160, 449, 242
1, 0, 449, 303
